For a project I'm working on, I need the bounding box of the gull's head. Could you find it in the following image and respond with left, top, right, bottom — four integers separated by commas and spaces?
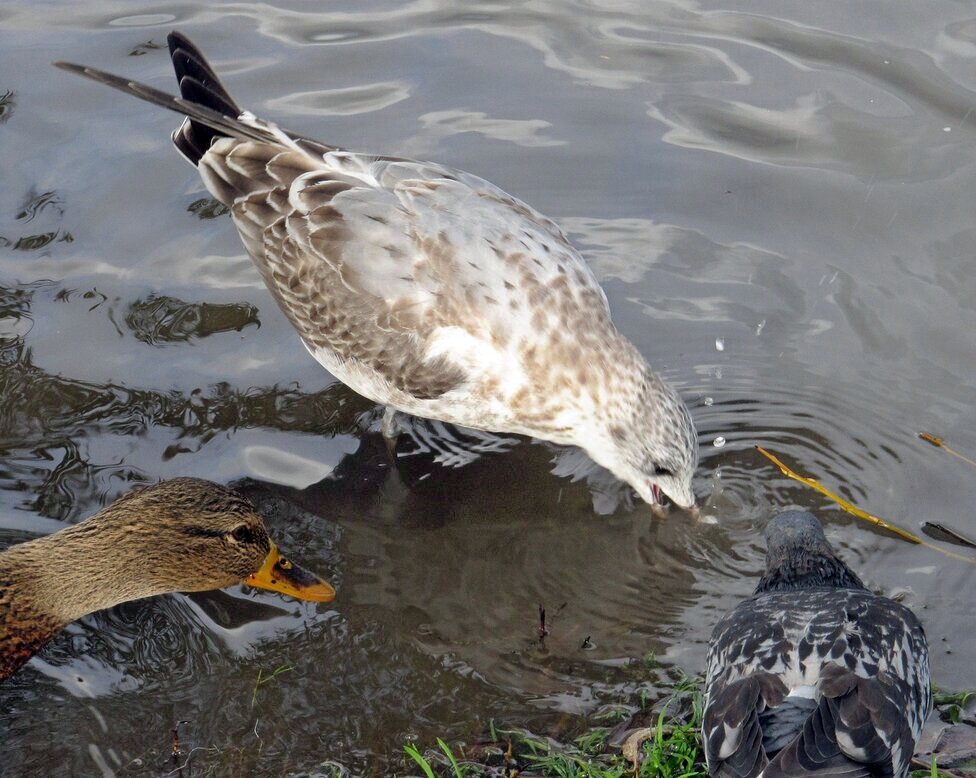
588, 369, 699, 510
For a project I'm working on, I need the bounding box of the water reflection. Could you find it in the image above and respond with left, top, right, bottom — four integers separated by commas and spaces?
127, 39, 164, 56
0, 90, 13, 124
3, 0, 976, 772
0, 282, 38, 347
0, 189, 73, 253
242, 437, 705, 698
265, 80, 413, 117
186, 196, 230, 219
125, 295, 259, 345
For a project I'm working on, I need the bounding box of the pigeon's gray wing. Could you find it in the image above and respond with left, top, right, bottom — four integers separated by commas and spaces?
763, 663, 914, 777
703, 671, 789, 778
704, 590, 931, 778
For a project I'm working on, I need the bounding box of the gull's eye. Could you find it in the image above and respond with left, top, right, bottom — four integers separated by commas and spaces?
653, 464, 673, 478
230, 525, 252, 544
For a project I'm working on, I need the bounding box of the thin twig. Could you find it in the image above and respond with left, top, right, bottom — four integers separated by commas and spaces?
756, 446, 921, 542
919, 432, 976, 470
756, 446, 976, 565
163, 746, 215, 777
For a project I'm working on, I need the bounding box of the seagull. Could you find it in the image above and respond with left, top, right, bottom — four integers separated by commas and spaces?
55, 31, 698, 508
703, 511, 931, 777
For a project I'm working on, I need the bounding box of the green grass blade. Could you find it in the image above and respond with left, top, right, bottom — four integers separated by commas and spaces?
403, 743, 437, 778
436, 738, 463, 777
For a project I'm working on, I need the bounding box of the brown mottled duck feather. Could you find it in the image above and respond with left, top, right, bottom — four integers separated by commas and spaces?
0, 478, 311, 682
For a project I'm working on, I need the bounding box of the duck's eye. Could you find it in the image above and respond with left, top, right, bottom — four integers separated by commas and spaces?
230, 525, 252, 544
653, 464, 673, 478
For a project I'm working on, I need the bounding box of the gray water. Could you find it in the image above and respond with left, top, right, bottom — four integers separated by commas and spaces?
1, 0, 975, 774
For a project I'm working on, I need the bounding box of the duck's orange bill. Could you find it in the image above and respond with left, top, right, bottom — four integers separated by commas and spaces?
245, 543, 336, 603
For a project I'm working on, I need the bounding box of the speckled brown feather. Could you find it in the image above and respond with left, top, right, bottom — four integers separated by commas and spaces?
209, 142, 468, 399
202, 136, 619, 404
54, 32, 700, 508
0, 584, 61, 681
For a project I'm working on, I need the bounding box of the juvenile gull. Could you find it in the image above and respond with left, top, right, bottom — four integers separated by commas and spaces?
55, 32, 698, 508
703, 511, 931, 777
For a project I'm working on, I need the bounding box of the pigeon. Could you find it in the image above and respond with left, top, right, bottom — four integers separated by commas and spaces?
703, 511, 931, 777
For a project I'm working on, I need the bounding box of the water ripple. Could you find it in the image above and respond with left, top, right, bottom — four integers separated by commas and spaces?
4, 1, 976, 772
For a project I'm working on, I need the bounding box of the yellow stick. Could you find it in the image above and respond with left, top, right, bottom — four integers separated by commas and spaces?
919, 432, 976, 470
755, 446, 922, 543
755, 446, 976, 564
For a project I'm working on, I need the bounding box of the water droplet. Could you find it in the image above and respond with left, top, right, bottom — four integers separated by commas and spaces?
715, 337, 725, 351
713, 436, 726, 448
704, 396, 714, 406
944, 127, 952, 132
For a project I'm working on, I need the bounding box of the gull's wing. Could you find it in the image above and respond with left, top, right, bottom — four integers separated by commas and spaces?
56, 33, 612, 402
205, 138, 612, 400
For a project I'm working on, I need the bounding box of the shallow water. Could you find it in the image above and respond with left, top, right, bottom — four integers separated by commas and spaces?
1, 0, 975, 774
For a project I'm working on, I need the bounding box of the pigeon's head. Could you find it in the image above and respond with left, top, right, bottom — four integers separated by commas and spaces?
757, 510, 865, 593
764, 510, 833, 564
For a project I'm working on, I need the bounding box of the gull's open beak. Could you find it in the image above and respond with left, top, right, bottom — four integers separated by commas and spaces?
245, 542, 336, 603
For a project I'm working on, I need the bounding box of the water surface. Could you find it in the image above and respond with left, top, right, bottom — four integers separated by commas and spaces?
2, 0, 975, 774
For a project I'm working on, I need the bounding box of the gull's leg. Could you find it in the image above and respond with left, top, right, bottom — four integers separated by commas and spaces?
381, 405, 401, 460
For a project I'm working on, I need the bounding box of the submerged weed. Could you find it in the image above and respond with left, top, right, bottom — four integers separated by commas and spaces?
250, 663, 294, 708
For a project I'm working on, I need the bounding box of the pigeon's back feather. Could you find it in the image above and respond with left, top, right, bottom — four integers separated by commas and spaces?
704, 587, 930, 778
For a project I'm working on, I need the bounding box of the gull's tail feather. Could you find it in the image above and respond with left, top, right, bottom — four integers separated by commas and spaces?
167, 31, 241, 164
53, 59, 274, 161
55, 31, 347, 209
53, 31, 333, 169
